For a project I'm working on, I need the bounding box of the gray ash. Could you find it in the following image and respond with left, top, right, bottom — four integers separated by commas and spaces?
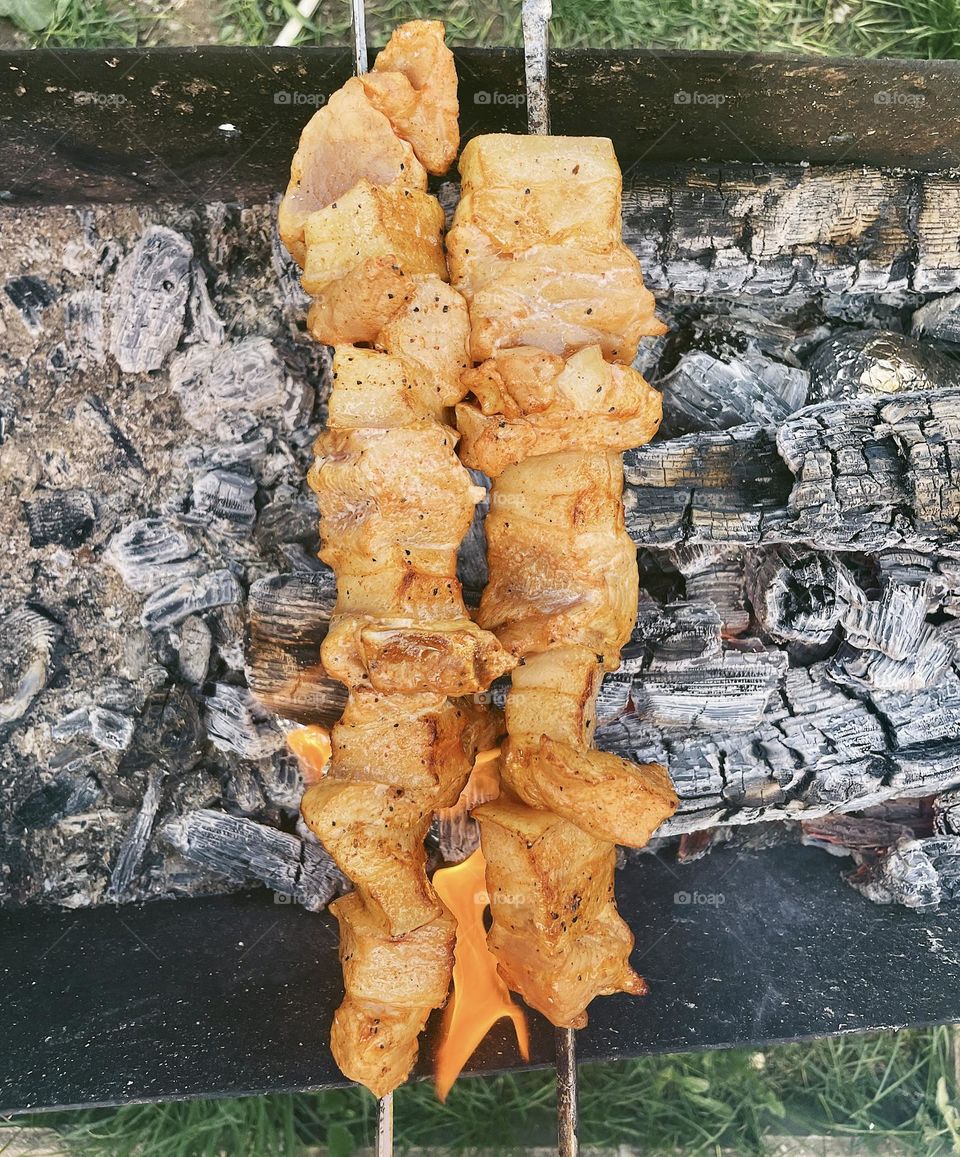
0, 200, 332, 909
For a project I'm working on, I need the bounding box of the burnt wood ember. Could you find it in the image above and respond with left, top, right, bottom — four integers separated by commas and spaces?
160, 808, 347, 911
807, 329, 960, 401
4, 146, 960, 915
109, 226, 193, 373
624, 388, 960, 553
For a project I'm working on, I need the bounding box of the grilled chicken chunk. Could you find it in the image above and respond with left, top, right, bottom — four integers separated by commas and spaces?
448, 134, 664, 362
475, 792, 646, 1029
457, 344, 662, 475
361, 19, 459, 175
331, 892, 456, 1098
301, 180, 446, 298
478, 450, 639, 665
278, 77, 427, 266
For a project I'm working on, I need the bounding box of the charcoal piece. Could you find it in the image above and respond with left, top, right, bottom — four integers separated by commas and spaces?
62, 288, 106, 367
848, 838, 947, 911
594, 711, 668, 765
673, 548, 751, 636
244, 571, 346, 725
623, 424, 793, 547
658, 348, 808, 437
632, 601, 723, 666
14, 770, 102, 830
160, 808, 346, 910
934, 788, 960, 835
173, 616, 212, 685
108, 226, 193, 373
108, 766, 166, 900
204, 683, 285, 760
458, 468, 489, 598
623, 163, 913, 297
187, 469, 257, 532
685, 305, 818, 366
222, 761, 267, 816
185, 262, 225, 346
807, 329, 960, 402
124, 685, 203, 771
873, 675, 960, 751
912, 291, 960, 344
830, 632, 954, 694
840, 579, 928, 660
746, 548, 853, 646
4, 275, 56, 333
141, 569, 242, 632
105, 518, 202, 594
925, 836, 960, 901
879, 551, 960, 615
800, 813, 913, 855
23, 490, 95, 548
627, 388, 960, 553
210, 603, 247, 671
51, 706, 135, 751
253, 487, 320, 554
595, 670, 632, 725
0, 606, 60, 727
170, 336, 312, 444
271, 213, 311, 316
634, 641, 786, 733
257, 748, 306, 814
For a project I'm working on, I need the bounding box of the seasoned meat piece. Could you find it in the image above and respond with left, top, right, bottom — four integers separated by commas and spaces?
331, 892, 456, 1097
478, 450, 639, 664
306, 258, 414, 346
475, 792, 646, 1029
278, 77, 426, 266
361, 19, 459, 175
457, 345, 662, 475
301, 180, 446, 297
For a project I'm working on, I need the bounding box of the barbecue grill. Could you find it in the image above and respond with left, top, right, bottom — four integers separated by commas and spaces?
4, 11, 960, 1146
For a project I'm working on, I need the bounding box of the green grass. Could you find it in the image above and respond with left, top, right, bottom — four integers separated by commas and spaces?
217, 0, 960, 56
5, 1027, 960, 1155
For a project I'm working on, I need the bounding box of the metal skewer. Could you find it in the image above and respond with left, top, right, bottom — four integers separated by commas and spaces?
522, 0, 552, 135
556, 1027, 580, 1157
376, 1092, 394, 1157
345, 0, 391, 1149
521, 2, 580, 1152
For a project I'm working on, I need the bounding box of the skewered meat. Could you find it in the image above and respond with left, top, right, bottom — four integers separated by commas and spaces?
359, 19, 459, 175
279, 20, 458, 345
455, 136, 678, 1026
278, 77, 426, 267
279, 22, 515, 1096
478, 450, 640, 663
474, 793, 645, 1028
447, 135, 665, 362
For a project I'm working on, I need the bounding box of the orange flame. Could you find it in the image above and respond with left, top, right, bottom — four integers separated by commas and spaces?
287, 725, 332, 784
433, 847, 530, 1101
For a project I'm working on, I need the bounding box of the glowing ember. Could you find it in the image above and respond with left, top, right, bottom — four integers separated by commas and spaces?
287, 724, 331, 784
433, 847, 530, 1101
